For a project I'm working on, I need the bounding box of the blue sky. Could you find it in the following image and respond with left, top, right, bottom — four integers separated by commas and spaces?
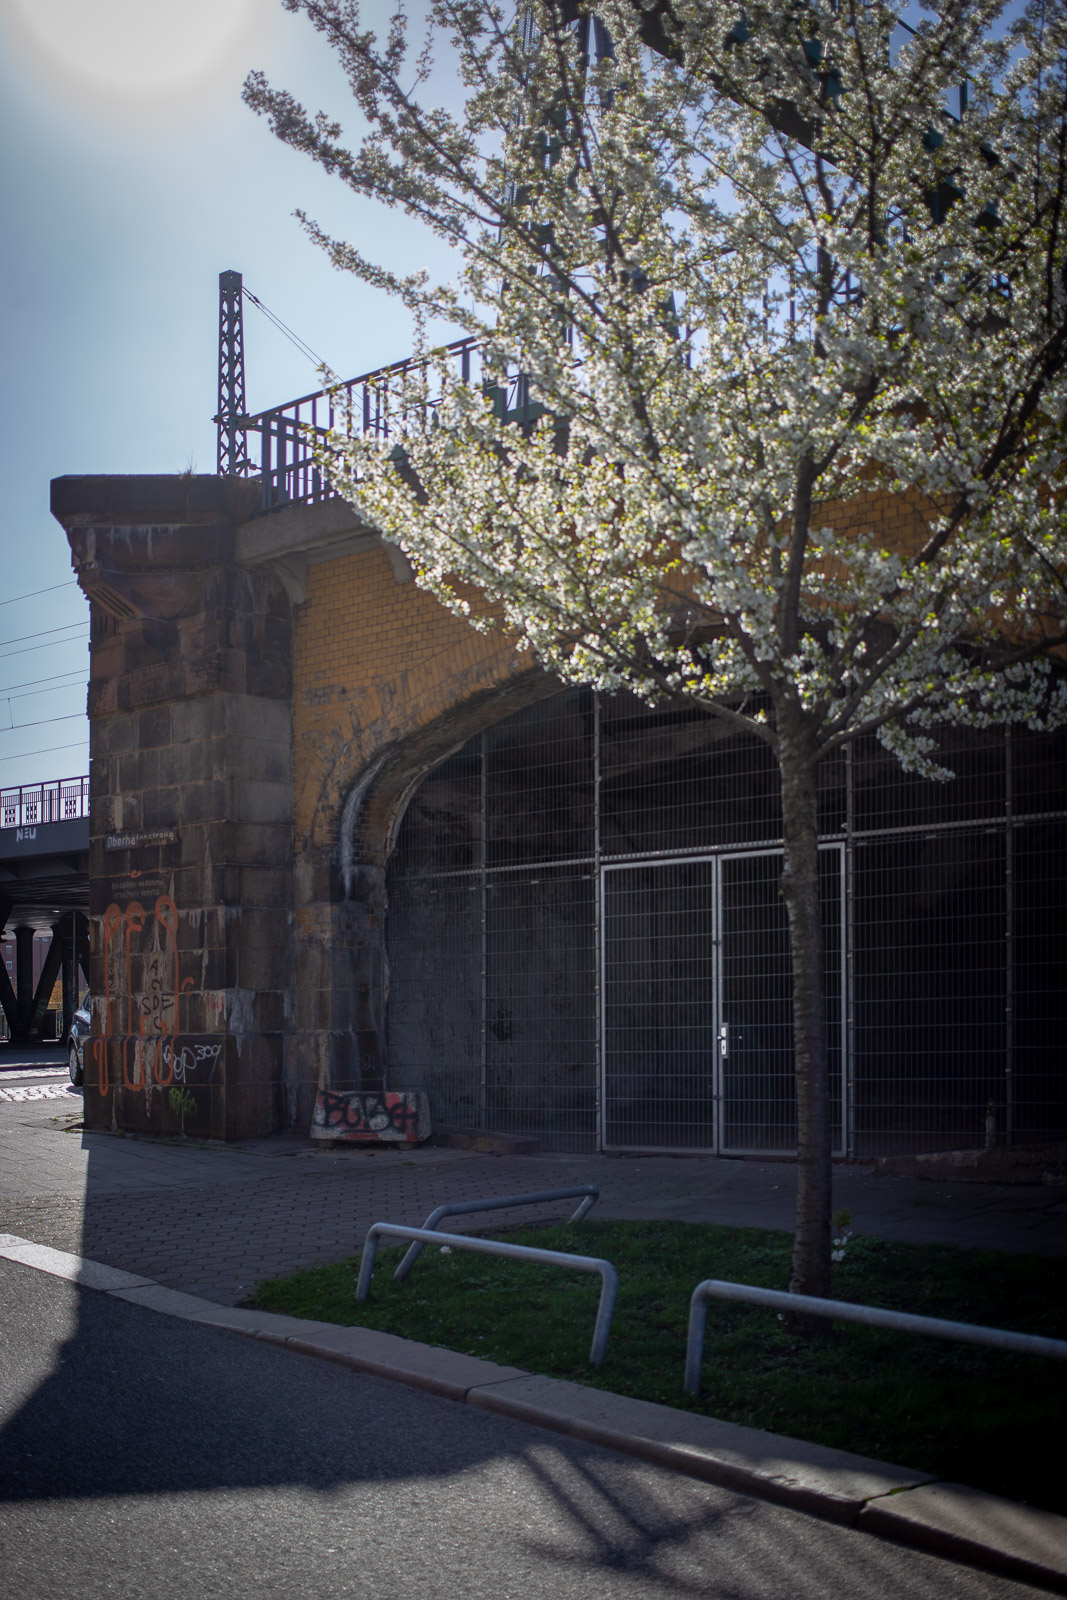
0, 0, 1025, 792
0, 0, 457, 788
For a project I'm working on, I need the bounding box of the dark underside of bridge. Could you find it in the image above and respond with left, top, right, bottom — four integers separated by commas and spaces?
0, 817, 89, 1044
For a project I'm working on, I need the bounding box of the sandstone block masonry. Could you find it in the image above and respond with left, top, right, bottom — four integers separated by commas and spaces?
52, 476, 548, 1140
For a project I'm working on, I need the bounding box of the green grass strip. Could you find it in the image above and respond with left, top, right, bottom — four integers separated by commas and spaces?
248, 1218, 1067, 1514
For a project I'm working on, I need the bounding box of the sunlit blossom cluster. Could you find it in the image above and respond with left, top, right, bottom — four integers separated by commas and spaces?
249, 0, 1067, 787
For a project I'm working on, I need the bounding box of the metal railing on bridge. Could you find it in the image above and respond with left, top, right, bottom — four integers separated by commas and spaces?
243, 336, 547, 514
0, 776, 90, 831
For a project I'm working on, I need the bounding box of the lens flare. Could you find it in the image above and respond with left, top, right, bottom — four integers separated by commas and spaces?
6, 0, 260, 103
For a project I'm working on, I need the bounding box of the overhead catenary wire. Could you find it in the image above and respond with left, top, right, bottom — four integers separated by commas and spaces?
0, 713, 87, 735
0, 632, 89, 664
0, 581, 78, 609
0, 670, 86, 699
242, 287, 330, 372
0, 741, 86, 765
0, 621, 88, 651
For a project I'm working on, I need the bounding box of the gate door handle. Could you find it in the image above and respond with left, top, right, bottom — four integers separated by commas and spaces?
718, 1023, 729, 1059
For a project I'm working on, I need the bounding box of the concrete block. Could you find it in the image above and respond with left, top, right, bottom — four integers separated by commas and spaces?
239, 865, 291, 909
233, 779, 292, 825
171, 697, 225, 743
118, 749, 157, 794
142, 784, 180, 829
466, 1376, 933, 1523
91, 714, 138, 757
235, 945, 288, 992
180, 779, 228, 825
282, 1324, 527, 1400
157, 739, 206, 786
0, 1239, 154, 1293
138, 705, 172, 749
310, 1089, 430, 1143
224, 737, 291, 786
228, 822, 293, 866
223, 693, 292, 744
859, 1481, 1067, 1590
247, 655, 291, 700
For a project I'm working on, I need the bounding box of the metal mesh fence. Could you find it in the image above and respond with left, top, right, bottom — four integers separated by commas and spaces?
386, 690, 1066, 1155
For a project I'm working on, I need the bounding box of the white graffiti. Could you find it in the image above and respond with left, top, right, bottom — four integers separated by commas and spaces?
160, 1039, 223, 1083
0, 1084, 75, 1103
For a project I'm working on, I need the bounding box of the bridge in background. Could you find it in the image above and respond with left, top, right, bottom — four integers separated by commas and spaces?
0, 775, 89, 1045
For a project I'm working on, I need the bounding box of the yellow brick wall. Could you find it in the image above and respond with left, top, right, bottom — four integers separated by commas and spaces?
291, 544, 528, 856
288, 489, 964, 861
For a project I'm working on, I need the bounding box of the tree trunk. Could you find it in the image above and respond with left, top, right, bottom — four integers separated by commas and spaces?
777, 716, 832, 1303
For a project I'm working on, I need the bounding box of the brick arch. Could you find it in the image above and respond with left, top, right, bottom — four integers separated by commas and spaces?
285, 538, 569, 1123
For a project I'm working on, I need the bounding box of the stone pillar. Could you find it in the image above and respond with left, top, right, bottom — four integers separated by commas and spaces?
52, 475, 295, 1141
14, 925, 34, 1040
59, 917, 77, 1040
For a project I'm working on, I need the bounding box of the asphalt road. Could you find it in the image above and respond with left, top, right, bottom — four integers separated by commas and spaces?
0, 1260, 1047, 1600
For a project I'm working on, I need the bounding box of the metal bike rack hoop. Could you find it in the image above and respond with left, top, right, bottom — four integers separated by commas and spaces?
392, 1186, 599, 1283
357, 1220, 617, 1366
684, 1278, 1067, 1397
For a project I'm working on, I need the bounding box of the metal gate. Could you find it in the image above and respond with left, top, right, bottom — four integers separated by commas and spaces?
601, 845, 845, 1153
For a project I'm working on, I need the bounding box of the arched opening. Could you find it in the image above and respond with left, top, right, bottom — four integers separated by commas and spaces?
385, 689, 1067, 1157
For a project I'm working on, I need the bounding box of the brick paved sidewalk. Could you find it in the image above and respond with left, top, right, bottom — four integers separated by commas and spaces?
1, 1091, 1064, 1304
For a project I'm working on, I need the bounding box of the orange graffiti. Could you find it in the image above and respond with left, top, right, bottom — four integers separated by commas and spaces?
91, 1036, 108, 1097
121, 1035, 139, 1091
99, 893, 195, 1097
152, 1035, 173, 1088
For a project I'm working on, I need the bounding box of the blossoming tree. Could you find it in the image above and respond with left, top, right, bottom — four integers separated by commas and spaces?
246, 0, 1067, 1298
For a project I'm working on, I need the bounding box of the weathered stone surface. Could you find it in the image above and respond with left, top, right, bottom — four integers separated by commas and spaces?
56, 473, 566, 1139
55, 475, 295, 1143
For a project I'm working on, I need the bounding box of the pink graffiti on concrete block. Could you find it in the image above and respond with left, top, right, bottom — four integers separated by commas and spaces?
311, 1089, 430, 1143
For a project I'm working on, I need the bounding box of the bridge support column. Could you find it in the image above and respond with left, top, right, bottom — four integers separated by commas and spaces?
59, 917, 78, 1040
53, 474, 295, 1141
14, 925, 34, 1041
29, 931, 63, 1040
0, 902, 15, 1038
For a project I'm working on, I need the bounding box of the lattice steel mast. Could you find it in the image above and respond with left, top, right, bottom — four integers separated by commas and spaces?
215, 269, 254, 477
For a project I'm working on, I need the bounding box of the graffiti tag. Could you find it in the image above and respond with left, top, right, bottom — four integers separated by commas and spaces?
311, 1089, 430, 1144
162, 1038, 223, 1084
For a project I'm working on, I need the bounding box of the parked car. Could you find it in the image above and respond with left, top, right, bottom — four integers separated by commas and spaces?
66, 992, 90, 1087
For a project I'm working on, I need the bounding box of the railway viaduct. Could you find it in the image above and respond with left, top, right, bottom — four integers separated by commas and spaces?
48, 267, 1065, 1155
50, 468, 556, 1140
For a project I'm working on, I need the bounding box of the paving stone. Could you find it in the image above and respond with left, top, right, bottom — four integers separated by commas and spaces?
2, 1096, 1065, 1315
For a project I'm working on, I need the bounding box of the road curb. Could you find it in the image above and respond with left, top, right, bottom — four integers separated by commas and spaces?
2, 1234, 1065, 1593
